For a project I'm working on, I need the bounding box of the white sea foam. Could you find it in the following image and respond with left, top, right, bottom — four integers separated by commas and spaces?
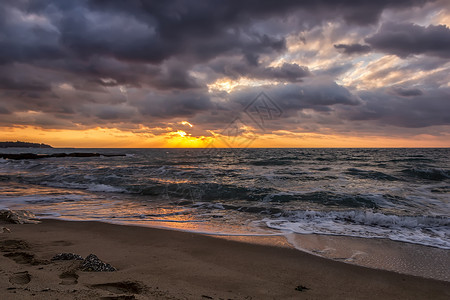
1, 148, 449, 251
0, 194, 87, 205
264, 210, 450, 249
40, 180, 127, 194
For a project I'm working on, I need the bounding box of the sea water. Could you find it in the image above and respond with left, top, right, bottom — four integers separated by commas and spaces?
1, 148, 449, 278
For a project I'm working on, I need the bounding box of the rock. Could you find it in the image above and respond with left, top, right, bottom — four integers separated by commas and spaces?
80, 254, 116, 272
0, 153, 41, 160
51, 253, 84, 261
0, 210, 40, 224
295, 285, 309, 292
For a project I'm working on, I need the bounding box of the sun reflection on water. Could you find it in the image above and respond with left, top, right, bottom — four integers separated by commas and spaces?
0, 182, 269, 234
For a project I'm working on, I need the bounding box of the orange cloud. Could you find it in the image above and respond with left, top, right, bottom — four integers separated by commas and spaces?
1, 126, 449, 148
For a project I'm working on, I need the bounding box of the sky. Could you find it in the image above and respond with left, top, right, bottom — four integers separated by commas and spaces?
0, 0, 449, 148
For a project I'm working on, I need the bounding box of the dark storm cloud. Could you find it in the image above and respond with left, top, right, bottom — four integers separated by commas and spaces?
0, 0, 287, 66
255, 63, 311, 82
334, 43, 371, 55
276, 81, 361, 110
0, 62, 54, 93
0, 2, 62, 65
343, 88, 450, 127
231, 80, 360, 116
0, 0, 446, 134
66, 57, 201, 91
0, 106, 10, 114
135, 91, 213, 118
365, 22, 450, 58
182, 80, 363, 133
0, 75, 51, 92
149, 61, 202, 90
392, 87, 423, 97
0, 0, 434, 66
223, 82, 450, 131
85, 0, 432, 29
92, 104, 137, 121
209, 57, 311, 82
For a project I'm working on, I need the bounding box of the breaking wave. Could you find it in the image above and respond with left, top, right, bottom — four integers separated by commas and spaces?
265, 210, 450, 249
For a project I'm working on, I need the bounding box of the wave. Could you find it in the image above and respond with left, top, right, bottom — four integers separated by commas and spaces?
263, 191, 379, 208
136, 182, 275, 202
135, 184, 389, 209
249, 158, 295, 166
430, 186, 450, 193
0, 174, 12, 181
265, 210, 450, 249
87, 184, 126, 193
346, 168, 399, 181
193, 202, 284, 216
387, 158, 433, 163
4, 167, 397, 210
401, 167, 450, 181
0, 193, 87, 205
311, 167, 332, 171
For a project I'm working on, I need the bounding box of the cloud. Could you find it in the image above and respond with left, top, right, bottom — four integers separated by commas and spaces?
0, 2, 63, 65
313, 62, 355, 77
392, 87, 423, 97
135, 91, 213, 119
209, 58, 311, 82
257, 63, 311, 82
365, 22, 450, 58
0, 0, 435, 66
0, 106, 10, 114
344, 87, 450, 127
334, 43, 372, 55
0, 0, 448, 141
231, 80, 361, 115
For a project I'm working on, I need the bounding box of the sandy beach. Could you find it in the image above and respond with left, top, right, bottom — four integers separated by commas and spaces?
0, 219, 449, 300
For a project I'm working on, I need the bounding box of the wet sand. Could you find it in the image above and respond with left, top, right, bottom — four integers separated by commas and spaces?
284, 233, 450, 282
0, 219, 449, 299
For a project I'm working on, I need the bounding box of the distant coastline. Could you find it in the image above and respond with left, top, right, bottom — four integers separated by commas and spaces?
0, 141, 53, 148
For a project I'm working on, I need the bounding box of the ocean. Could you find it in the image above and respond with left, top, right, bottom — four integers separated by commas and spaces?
1, 148, 448, 249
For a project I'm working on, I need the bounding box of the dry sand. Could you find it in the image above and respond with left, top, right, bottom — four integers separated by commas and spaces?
0, 219, 449, 299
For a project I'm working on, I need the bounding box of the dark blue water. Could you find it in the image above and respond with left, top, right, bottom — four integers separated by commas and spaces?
0, 148, 449, 249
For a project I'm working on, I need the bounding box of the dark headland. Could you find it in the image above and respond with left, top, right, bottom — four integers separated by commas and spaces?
0, 141, 53, 148
0, 141, 126, 160
0, 153, 126, 160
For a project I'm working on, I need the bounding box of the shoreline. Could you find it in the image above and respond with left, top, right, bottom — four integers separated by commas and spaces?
37, 216, 450, 282
0, 219, 449, 299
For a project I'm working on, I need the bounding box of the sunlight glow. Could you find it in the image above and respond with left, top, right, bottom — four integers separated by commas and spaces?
207, 77, 278, 93
172, 130, 187, 137
1, 125, 449, 148
180, 121, 193, 127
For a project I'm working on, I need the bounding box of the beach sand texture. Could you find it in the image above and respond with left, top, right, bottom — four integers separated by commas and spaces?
1, 219, 449, 300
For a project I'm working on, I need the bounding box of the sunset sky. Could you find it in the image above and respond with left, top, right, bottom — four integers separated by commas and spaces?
0, 0, 449, 148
